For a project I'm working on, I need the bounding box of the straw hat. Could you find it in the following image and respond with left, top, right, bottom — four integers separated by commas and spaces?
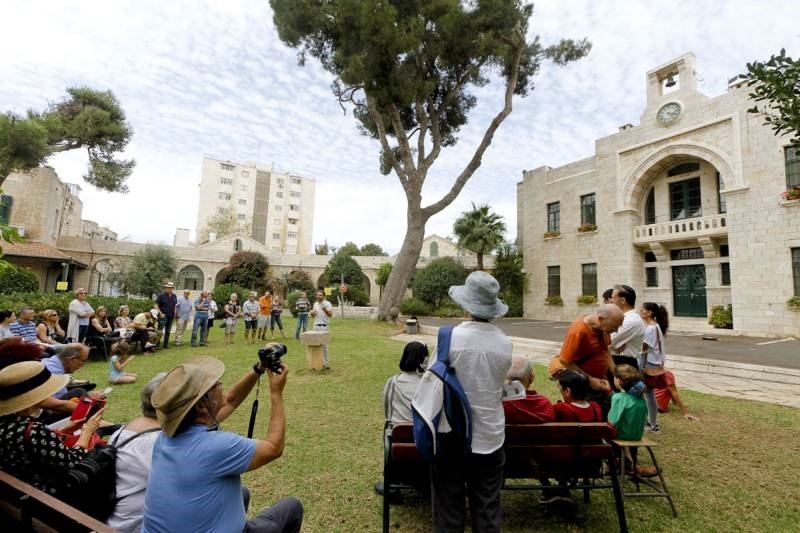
164, 281, 175, 288
0, 362, 70, 416
448, 271, 508, 320
151, 356, 225, 437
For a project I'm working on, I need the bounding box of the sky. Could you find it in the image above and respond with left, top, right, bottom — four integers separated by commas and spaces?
0, 1, 797, 253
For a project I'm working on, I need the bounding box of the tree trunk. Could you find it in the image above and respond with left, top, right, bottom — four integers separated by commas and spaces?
477, 252, 484, 271
378, 215, 427, 319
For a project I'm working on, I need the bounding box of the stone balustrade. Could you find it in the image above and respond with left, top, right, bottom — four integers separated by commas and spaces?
633, 213, 727, 245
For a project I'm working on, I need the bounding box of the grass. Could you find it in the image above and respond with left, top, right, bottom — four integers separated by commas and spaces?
76, 318, 800, 533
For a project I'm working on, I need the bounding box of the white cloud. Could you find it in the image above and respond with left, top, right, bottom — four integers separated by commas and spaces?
0, 0, 798, 253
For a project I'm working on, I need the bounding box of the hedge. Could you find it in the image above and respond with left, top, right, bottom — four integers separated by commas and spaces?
0, 292, 154, 330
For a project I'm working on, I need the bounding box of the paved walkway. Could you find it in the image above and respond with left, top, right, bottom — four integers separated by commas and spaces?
391, 330, 800, 409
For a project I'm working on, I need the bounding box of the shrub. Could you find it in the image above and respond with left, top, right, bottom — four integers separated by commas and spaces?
286, 290, 302, 317
287, 269, 315, 294
0, 292, 152, 331
0, 264, 39, 293
400, 298, 432, 316
788, 296, 800, 308
545, 296, 563, 306
709, 304, 734, 329
576, 295, 598, 305
493, 243, 526, 318
412, 257, 469, 307
210, 283, 251, 318
432, 304, 464, 318
543, 230, 561, 238
327, 284, 370, 307
225, 251, 269, 291
577, 223, 597, 233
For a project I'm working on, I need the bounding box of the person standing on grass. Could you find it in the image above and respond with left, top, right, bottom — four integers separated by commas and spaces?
174, 289, 193, 346
243, 292, 260, 344
609, 285, 645, 369
310, 290, 333, 369
191, 291, 210, 348
294, 291, 310, 340
206, 292, 218, 343
108, 341, 137, 384
639, 302, 670, 433
257, 290, 272, 341
67, 288, 93, 342
155, 282, 177, 349
422, 271, 512, 533
224, 293, 242, 345
270, 295, 286, 340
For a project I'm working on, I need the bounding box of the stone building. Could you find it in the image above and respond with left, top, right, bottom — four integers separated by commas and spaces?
195, 156, 316, 254
517, 53, 800, 337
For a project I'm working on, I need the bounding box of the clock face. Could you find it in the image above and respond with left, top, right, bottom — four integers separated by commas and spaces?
657, 102, 681, 124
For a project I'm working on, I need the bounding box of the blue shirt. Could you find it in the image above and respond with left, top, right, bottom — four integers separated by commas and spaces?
175, 296, 194, 321
194, 297, 209, 319
42, 355, 67, 398
9, 320, 37, 342
142, 425, 256, 533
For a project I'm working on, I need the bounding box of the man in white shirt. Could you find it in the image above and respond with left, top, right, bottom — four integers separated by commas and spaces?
310, 291, 333, 369
428, 271, 512, 533
609, 284, 645, 368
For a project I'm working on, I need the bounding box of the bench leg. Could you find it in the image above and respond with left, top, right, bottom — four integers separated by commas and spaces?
645, 447, 678, 517
610, 471, 628, 533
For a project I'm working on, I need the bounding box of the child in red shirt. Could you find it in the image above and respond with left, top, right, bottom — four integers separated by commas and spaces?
553, 370, 603, 422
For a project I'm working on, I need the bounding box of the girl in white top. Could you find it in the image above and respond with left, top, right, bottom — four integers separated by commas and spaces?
639, 302, 670, 432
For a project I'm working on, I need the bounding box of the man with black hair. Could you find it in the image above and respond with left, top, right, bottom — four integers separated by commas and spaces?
142, 353, 303, 533
609, 284, 645, 368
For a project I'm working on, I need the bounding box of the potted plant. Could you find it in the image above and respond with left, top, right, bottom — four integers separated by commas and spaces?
576, 295, 598, 305
781, 187, 800, 201
543, 230, 561, 238
787, 296, 800, 309
577, 223, 597, 233
545, 296, 563, 306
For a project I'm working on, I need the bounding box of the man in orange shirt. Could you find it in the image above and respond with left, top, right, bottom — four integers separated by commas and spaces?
257, 291, 272, 341
556, 304, 623, 417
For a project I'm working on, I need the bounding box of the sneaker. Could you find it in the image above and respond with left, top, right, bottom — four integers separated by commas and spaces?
645, 423, 661, 434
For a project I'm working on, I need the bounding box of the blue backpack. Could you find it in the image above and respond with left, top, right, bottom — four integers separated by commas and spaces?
412, 326, 473, 462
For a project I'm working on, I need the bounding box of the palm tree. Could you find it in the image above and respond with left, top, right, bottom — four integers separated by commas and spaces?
452, 203, 507, 271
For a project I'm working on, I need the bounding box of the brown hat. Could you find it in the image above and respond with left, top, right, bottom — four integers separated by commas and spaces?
151, 356, 225, 437
0, 362, 70, 416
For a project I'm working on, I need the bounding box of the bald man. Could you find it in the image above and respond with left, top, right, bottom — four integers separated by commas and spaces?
557, 304, 623, 417
503, 355, 555, 424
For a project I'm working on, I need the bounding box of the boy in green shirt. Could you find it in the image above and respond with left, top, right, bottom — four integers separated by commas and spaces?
609, 364, 657, 476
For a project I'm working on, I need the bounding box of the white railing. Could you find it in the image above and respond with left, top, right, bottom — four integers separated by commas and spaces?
633, 213, 727, 244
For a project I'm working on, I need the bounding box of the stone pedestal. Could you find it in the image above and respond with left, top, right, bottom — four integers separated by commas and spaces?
299, 330, 331, 370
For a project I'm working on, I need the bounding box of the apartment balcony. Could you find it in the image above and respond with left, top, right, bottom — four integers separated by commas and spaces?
633, 213, 727, 245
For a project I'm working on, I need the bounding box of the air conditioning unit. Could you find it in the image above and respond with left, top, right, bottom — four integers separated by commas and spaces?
11, 225, 25, 237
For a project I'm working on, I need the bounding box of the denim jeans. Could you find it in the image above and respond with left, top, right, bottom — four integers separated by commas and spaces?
191, 314, 208, 346
295, 312, 308, 339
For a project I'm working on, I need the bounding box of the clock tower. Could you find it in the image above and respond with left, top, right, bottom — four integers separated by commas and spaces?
642, 53, 702, 127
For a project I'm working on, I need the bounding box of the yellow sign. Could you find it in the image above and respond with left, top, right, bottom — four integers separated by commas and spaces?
56, 281, 69, 291
324, 287, 333, 296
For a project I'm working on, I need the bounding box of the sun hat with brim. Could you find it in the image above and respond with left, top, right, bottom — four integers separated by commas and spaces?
0, 362, 70, 417
151, 356, 225, 437
448, 271, 508, 320
164, 282, 175, 288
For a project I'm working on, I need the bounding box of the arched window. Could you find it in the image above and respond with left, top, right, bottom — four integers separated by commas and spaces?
644, 188, 656, 225
429, 241, 439, 258
177, 265, 205, 291
234, 238, 242, 251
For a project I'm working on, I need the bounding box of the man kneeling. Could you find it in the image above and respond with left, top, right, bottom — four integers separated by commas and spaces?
142, 351, 303, 533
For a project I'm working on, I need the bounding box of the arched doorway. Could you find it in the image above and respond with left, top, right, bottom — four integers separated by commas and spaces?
177, 265, 205, 291
89, 258, 124, 296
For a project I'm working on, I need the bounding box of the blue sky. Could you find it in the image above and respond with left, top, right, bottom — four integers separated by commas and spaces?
0, 1, 797, 252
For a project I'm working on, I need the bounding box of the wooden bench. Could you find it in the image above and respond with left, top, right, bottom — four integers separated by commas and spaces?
0, 470, 115, 532
382, 422, 628, 533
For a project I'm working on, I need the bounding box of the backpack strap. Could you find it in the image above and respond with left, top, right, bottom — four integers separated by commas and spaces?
112, 426, 161, 449
436, 326, 454, 365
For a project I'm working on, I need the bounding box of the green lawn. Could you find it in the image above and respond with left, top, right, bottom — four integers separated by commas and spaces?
77, 318, 800, 533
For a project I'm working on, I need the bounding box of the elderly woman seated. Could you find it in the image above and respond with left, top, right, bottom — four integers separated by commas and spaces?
382, 341, 428, 424
0, 361, 105, 496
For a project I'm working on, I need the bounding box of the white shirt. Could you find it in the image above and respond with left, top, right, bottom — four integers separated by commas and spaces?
107, 427, 161, 533
609, 309, 645, 359
312, 300, 333, 326
642, 324, 666, 367
383, 372, 422, 424
445, 321, 512, 454
0, 325, 14, 340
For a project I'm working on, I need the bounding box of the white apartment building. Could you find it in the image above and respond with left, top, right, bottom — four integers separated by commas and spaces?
196, 156, 316, 254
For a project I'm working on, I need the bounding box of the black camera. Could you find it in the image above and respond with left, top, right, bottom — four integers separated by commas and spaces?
258, 344, 287, 374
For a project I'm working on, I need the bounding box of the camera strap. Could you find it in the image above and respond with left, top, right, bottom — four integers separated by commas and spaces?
247, 374, 262, 439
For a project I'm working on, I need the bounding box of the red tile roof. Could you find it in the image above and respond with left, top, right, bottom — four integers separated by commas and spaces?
2, 241, 85, 266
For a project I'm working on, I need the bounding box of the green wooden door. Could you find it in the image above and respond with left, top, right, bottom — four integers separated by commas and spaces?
673, 265, 707, 317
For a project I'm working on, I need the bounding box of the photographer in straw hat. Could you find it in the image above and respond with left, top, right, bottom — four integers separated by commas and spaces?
0, 362, 104, 495
142, 351, 303, 533
422, 271, 513, 533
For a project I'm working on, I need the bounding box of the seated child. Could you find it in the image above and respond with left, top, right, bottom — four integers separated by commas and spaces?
108, 341, 137, 384
553, 370, 603, 422
609, 364, 656, 476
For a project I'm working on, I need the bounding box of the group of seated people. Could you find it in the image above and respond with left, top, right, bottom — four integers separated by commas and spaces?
0, 338, 302, 533
382, 341, 694, 502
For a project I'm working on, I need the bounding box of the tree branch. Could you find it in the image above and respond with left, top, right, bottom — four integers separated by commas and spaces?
415, 99, 427, 169
365, 94, 408, 189
421, 37, 524, 218
388, 104, 417, 174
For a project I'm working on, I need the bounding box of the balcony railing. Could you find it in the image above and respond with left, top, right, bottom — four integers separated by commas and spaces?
633, 213, 727, 245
